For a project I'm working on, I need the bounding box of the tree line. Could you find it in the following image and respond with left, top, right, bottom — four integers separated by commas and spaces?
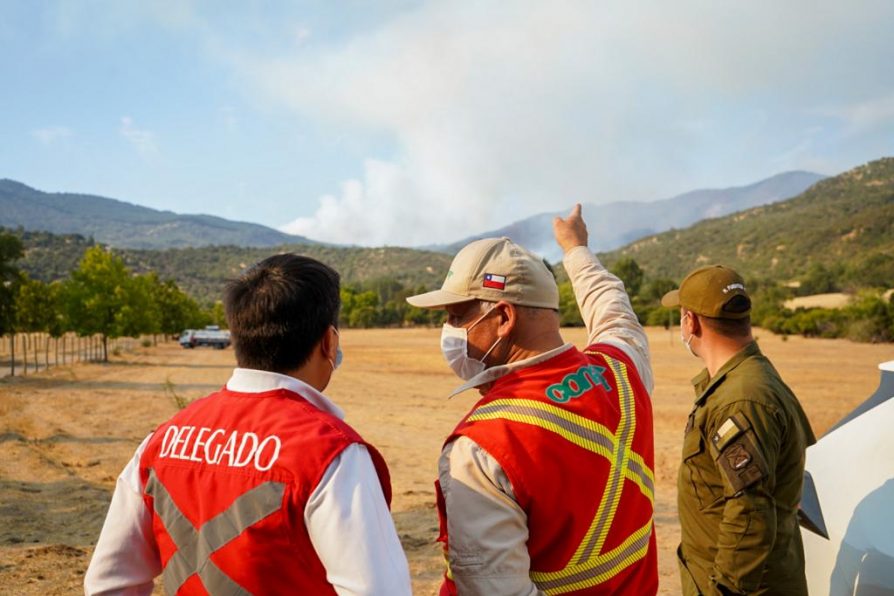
3, 227, 891, 373
331, 255, 894, 342
1, 232, 221, 369
602, 256, 894, 343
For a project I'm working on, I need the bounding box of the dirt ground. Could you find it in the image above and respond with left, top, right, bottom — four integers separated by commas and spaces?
0, 327, 891, 595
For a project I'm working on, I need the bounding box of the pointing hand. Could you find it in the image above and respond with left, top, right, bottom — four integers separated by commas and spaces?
553, 203, 589, 255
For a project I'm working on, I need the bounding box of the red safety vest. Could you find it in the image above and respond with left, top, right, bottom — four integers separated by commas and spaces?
139, 387, 391, 595
437, 344, 657, 595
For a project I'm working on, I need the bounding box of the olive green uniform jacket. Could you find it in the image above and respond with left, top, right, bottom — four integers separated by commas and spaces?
677, 342, 816, 595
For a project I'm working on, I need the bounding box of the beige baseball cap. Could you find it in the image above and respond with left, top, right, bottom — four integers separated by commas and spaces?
406, 237, 559, 309
661, 265, 751, 319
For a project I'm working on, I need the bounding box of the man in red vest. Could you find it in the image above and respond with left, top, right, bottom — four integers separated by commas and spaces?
407, 205, 658, 595
85, 254, 411, 595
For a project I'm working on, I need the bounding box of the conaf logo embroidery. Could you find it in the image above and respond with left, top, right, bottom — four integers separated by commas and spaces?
546, 364, 611, 403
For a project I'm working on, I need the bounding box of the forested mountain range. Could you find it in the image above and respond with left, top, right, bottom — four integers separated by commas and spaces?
6, 158, 892, 306
0, 179, 314, 249
435, 171, 825, 261
601, 158, 894, 289
9, 229, 451, 304
3, 170, 822, 259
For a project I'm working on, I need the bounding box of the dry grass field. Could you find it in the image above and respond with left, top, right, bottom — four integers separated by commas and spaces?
1, 327, 891, 595
783, 293, 852, 310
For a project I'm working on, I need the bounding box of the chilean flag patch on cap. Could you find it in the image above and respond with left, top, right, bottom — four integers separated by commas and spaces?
483, 273, 507, 290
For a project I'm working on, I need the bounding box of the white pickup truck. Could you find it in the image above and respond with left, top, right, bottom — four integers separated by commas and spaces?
179, 326, 231, 349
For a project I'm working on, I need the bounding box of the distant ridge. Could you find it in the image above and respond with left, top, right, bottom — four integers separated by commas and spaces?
601, 157, 894, 284
6, 159, 890, 304
434, 171, 825, 262
0, 179, 316, 249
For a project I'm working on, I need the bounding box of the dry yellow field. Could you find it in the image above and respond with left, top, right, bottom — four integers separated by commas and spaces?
0, 327, 891, 595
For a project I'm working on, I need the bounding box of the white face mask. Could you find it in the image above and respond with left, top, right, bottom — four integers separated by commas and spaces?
680, 313, 697, 358
441, 306, 503, 380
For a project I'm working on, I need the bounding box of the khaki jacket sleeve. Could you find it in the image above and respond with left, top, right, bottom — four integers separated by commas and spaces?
562, 246, 653, 393
706, 400, 784, 594
439, 437, 543, 596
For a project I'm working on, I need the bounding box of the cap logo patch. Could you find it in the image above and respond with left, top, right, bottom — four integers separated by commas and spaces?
722, 283, 745, 294
483, 273, 506, 290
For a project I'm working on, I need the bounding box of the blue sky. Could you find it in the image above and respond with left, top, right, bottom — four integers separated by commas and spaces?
2, 1, 893, 246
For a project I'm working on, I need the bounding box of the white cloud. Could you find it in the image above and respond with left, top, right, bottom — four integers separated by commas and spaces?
31, 126, 73, 145
816, 94, 894, 134
214, 1, 894, 245
119, 116, 158, 156
281, 158, 483, 246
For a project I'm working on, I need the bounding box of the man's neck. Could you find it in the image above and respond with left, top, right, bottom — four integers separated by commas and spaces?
504, 329, 566, 364
704, 336, 753, 378
285, 361, 329, 392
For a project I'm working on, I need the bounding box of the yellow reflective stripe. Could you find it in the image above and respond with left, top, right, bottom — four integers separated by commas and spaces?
467, 400, 614, 460
443, 551, 454, 581
470, 398, 615, 442
624, 459, 654, 504
531, 520, 652, 582
465, 383, 654, 505
463, 355, 654, 592
468, 406, 652, 503
628, 451, 654, 486
530, 521, 653, 594
569, 356, 635, 565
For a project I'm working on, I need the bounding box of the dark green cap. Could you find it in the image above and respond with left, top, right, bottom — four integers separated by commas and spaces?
661, 265, 751, 319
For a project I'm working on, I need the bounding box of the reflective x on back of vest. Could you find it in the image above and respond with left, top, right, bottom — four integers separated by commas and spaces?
452, 346, 657, 594
138, 387, 386, 595
144, 470, 284, 595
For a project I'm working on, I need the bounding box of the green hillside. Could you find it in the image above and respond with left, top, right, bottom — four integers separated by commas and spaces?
6, 228, 452, 304
119, 245, 453, 303
601, 158, 894, 290
9, 229, 95, 283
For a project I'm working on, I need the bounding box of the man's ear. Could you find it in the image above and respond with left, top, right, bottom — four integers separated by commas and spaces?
319, 326, 338, 363
494, 301, 517, 338
688, 312, 703, 337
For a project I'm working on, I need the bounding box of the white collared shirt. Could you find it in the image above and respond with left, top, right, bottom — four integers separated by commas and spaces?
84, 369, 411, 596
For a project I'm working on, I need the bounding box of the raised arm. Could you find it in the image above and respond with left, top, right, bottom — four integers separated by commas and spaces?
553, 204, 653, 393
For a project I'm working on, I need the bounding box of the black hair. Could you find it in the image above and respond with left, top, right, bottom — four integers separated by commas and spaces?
700, 313, 752, 338
224, 254, 340, 373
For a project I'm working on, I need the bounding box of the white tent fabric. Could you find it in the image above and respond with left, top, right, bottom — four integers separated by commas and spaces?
802, 361, 894, 596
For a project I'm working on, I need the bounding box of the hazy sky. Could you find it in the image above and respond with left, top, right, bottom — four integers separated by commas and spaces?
2, 1, 893, 246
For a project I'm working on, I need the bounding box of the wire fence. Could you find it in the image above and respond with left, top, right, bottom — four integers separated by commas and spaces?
0, 332, 165, 379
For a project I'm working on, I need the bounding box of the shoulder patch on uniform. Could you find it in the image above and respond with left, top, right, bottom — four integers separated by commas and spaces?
711, 414, 748, 452
724, 443, 752, 471
714, 429, 768, 494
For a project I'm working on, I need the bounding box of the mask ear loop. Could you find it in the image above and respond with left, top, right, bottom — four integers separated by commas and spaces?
480, 336, 502, 362
680, 312, 697, 357
471, 303, 502, 364
466, 303, 497, 331
328, 326, 340, 370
